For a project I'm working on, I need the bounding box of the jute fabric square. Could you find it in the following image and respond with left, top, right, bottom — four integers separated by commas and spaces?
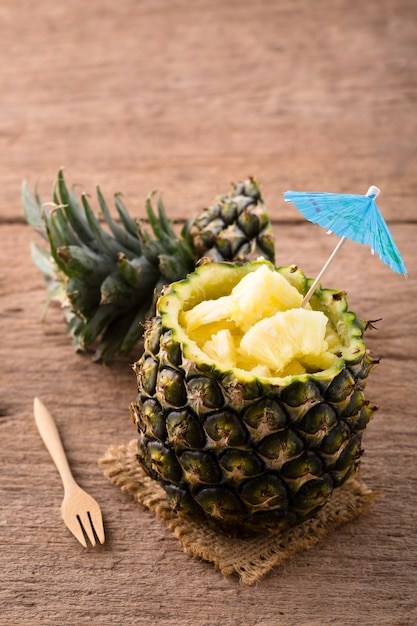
99, 440, 377, 585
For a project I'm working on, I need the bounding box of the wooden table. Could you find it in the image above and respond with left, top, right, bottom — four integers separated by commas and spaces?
1, 1, 416, 624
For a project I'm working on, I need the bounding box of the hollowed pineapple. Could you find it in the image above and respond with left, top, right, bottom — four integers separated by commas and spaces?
131, 259, 378, 535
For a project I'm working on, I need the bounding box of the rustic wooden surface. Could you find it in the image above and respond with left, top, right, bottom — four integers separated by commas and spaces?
1, 1, 416, 624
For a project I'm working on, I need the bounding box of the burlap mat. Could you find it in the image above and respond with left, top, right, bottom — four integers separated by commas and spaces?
99, 440, 377, 585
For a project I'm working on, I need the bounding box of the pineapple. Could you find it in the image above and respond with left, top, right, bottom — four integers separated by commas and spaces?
23, 171, 275, 362
131, 259, 378, 535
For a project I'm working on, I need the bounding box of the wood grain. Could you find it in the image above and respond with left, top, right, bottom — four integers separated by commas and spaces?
1, 1, 416, 625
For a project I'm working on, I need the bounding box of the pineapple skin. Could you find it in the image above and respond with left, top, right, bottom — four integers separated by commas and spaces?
131, 261, 379, 536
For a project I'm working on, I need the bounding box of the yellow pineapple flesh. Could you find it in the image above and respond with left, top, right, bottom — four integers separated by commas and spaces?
181, 263, 340, 379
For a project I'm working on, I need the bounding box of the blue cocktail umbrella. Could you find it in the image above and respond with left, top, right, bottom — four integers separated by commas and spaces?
284, 186, 407, 306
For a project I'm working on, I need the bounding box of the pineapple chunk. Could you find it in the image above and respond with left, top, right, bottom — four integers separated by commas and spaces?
249, 364, 274, 378
229, 264, 305, 331
300, 351, 338, 372
202, 329, 238, 370
239, 308, 330, 374
183, 264, 304, 332
187, 320, 240, 348
325, 326, 343, 351
281, 360, 308, 376
182, 294, 234, 330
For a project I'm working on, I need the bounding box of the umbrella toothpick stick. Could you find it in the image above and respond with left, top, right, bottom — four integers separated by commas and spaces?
300, 186, 380, 308
300, 237, 347, 307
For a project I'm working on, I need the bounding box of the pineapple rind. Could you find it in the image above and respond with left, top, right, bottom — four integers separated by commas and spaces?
132, 260, 378, 535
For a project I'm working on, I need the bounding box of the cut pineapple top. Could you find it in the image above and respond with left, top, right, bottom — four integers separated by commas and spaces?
161, 259, 365, 384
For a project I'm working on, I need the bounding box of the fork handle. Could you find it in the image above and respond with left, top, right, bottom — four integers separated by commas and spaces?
33, 397, 78, 491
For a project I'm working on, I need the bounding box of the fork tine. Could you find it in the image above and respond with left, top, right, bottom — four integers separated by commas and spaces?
89, 504, 106, 545
77, 510, 97, 547
61, 505, 88, 548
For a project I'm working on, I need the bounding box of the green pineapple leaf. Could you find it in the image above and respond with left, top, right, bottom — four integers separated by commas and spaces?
22, 181, 48, 242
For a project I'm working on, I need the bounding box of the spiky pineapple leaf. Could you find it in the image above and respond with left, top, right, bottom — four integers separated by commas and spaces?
114, 193, 139, 238
22, 181, 48, 241
30, 240, 56, 280
96, 186, 143, 255
81, 193, 135, 260
157, 194, 177, 238
55, 169, 94, 246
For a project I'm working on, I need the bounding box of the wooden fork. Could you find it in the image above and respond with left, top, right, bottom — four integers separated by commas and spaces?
33, 397, 105, 548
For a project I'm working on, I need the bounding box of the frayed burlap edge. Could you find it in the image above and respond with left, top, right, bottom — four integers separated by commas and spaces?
99, 440, 378, 585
